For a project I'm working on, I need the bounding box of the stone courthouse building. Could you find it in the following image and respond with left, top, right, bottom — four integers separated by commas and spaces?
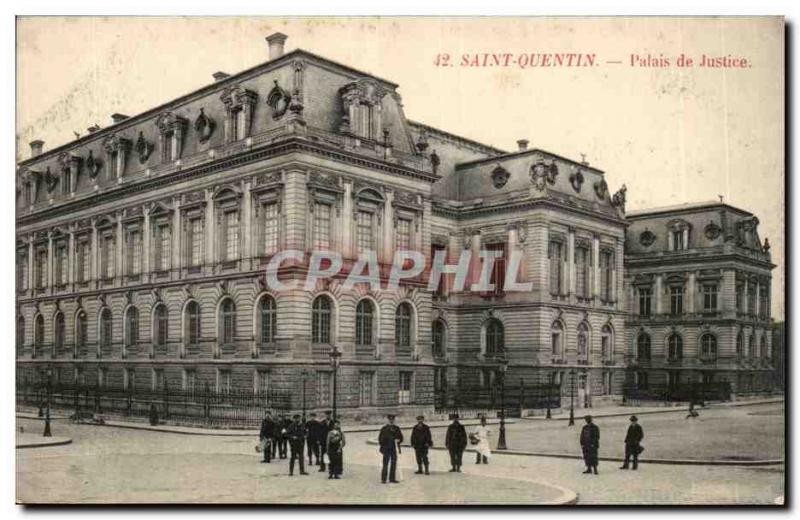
15, 34, 776, 418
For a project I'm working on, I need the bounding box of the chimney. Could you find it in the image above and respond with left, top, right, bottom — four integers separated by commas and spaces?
111, 113, 129, 124
87, 124, 102, 134
213, 71, 230, 82
29, 140, 44, 158
517, 139, 529, 151
266, 32, 288, 60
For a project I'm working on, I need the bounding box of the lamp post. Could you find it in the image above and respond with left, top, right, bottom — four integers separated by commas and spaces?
568, 369, 576, 427
328, 346, 342, 422
496, 356, 509, 450
43, 368, 52, 437
546, 371, 553, 420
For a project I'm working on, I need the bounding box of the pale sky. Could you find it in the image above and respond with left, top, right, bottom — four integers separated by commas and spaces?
16, 16, 785, 318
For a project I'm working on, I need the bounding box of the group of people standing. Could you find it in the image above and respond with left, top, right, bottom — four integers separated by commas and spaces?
378, 413, 493, 482
259, 410, 345, 479
579, 414, 645, 474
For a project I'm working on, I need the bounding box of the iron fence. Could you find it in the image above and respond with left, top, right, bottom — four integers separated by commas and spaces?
16, 379, 292, 429
622, 382, 732, 405
434, 381, 561, 418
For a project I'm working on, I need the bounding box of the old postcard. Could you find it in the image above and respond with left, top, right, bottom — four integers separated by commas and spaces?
14, 16, 785, 506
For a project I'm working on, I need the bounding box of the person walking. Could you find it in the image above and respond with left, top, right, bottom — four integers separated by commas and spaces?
410, 415, 433, 475
318, 410, 333, 472
378, 414, 403, 483
286, 414, 309, 476
259, 411, 277, 463
580, 415, 600, 475
326, 419, 346, 479
445, 414, 467, 472
306, 413, 321, 466
472, 414, 492, 464
620, 415, 644, 470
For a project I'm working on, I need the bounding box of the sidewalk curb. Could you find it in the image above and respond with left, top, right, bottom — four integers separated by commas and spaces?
16, 437, 72, 449
526, 398, 784, 421
364, 439, 784, 467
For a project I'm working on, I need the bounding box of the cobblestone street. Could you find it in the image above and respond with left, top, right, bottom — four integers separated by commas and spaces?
15, 406, 784, 505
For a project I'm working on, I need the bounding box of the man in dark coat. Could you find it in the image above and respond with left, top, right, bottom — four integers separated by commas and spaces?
286, 414, 309, 476
580, 415, 600, 475
259, 411, 277, 463
445, 414, 467, 472
318, 410, 333, 472
378, 414, 404, 483
306, 413, 321, 466
620, 415, 644, 470
410, 415, 433, 475
278, 414, 292, 459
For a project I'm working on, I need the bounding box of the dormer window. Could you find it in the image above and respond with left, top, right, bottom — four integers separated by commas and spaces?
220, 85, 258, 143
102, 134, 132, 179
667, 219, 691, 251
155, 111, 188, 163
339, 79, 387, 141
57, 152, 82, 194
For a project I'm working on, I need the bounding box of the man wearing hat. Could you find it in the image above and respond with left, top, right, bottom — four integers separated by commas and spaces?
378, 414, 404, 483
620, 415, 644, 470
259, 410, 277, 463
318, 410, 333, 472
410, 415, 433, 475
286, 414, 309, 476
305, 412, 321, 466
445, 413, 467, 472
580, 415, 600, 475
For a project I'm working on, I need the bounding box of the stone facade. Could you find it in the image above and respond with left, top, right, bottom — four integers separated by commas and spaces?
15, 35, 776, 420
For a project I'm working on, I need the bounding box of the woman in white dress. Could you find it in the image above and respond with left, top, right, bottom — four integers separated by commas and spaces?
472, 415, 492, 464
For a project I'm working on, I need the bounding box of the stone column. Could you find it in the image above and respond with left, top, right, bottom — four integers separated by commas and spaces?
172, 198, 181, 270
655, 274, 663, 314
342, 181, 353, 258
592, 234, 600, 297
242, 182, 252, 262
754, 281, 761, 316
27, 235, 34, 290
143, 207, 151, 275
116, 215, 124, 279
687, 272, 696, 313
382, 190, 394, 264
68, 230, 75, 285
743, 280, 750, 314
47, 232, 54, 288
205, 189, 215, 264
91, 222, 98, 282
567, 227, 575, 295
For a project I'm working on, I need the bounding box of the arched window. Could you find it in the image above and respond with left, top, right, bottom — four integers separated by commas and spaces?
355, 299, 374, 346
551, 321, 564, 357
312, 296, 332, 344
75, 311, 87, 351
700, 334, 717, 360
748, 334, 755, 358
54, 312, 65, 354
125, 307, 139, 348
16, 316, 24, 352
185, 301, 200, 345
577, 322, 589, 357
258, 296, 277, 344
637, 333, 651, 360
154, 304, 168, 346
395, 302, 413, 348
485, 318, 504, 357
600, 324, 613, 360
736, 331, 744, 358
34, 314, 44, 357
220, 299, 236, 344
99, 308, 112, 350
432, 319, 446, 358
668, 333, 683, 361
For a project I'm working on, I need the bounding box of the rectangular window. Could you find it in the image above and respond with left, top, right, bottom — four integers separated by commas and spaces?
231, 109, 242, 142
127, 230, 142, 275
747, 283, 756, 314
162, 133, 174, 162
98, 368, 107, 389
600, 250, 614, 301
313, 203, 332, 250
262, 203, 279, 255
638, 287, 652, 317
702, 284, 718, 311
575, 246, 590, 298
188, 218, 204, 267
124, 368, 136, 391
63, 170, 72, 195
16, 253, 26, 291
317, 371, 332, 407
396, 218, 412, 251
486, 242, 506, 295
670, 286, 684, 315
152, 369, 165, 392
636, 371, 649, 390
356, 210, 374, 253
548, 240, 563, 295
601, 335, 610, 359
431, 244, 447, 297
759, 287, 769, 319
183, 369, 196, 394
55, 243, 68, 286
35, 249, 47, 288
77, 240, 91, 282
217, 369, 231, 394
398, 371, 412, 404
672, 230, 684, 251
735, 283, 744, 312
101, 235, 115, 279
224, 210, 239, 261
359, 371, 375, 406
255, 370, 269, 396
155, 224, 171, 272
